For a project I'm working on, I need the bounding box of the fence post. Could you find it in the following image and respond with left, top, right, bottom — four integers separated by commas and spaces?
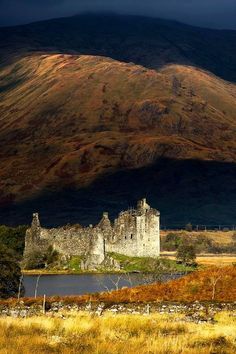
43, 294, 46, 314
17, 275, 23, 302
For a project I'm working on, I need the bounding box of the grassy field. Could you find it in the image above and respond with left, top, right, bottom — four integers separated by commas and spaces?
0, 311, 235, 354
160, 252, 236, 266
196, 256, 236, 266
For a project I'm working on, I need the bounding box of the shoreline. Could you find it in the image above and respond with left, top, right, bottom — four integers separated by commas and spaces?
22, 269, 189, 276
22, 252, 236, 275
22, 270, 128, 276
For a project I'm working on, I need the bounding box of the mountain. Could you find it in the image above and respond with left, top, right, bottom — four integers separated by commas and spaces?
1, 13, 236, 82
0, 14, 236, 226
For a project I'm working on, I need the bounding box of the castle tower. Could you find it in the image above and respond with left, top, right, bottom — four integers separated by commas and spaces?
30, 213, 41, 240
98, 212, 111, 230
135, 199, 160, 257
137, 198, 150, 212
32, 212, 40, 228
23, 213, 44, 267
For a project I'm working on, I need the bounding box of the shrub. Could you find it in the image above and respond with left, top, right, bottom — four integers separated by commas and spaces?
194, 235, 213, 253
23, 246, 59, 269
208, 242, 236, 254
23, 251, 47, 270
162, 233, 181, 251
176, 242, 196, 265
45, 246, 59, 266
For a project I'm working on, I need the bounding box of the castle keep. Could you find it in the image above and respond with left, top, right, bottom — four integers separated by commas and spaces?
23, 199, 160, 270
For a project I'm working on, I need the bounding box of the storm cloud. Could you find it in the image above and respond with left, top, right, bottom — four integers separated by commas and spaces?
0, 0, 236, 29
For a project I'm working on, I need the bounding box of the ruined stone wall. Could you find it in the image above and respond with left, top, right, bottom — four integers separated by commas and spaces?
106, 211, 140, 257
23, 199, 160, 269
23, 214, 106, 268
41, 226, 93, 256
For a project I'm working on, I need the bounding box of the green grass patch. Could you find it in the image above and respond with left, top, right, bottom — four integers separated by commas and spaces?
68, 256, 83, 272
108, 253, 195, 273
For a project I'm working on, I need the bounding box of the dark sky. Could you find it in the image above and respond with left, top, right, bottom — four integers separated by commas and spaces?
0, 0, 236, 29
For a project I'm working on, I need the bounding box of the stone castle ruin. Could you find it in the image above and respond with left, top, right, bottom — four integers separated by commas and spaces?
23, 199, 160, 270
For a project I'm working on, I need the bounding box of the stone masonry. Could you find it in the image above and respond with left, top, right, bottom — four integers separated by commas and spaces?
23, 199, 160, 269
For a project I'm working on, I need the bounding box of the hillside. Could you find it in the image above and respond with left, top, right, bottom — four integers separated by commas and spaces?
0, 14, 236, 226
95, 266, 236, 303
1, 53, 236, 226
1, 14, 236, 82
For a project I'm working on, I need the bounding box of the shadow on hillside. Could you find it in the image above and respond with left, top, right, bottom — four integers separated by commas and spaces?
1, 14, 236, 82
1, 158, 236, 227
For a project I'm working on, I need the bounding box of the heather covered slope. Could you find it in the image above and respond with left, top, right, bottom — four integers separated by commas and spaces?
0, 54, 236, 211
96, 266, 236, 303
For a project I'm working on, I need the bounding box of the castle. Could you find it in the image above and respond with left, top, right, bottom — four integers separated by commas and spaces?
23, 198, 160, 270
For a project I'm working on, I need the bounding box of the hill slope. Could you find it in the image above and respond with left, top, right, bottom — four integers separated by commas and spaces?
0, 14, 236, 226
0, 53, 236, 225
1, 14, 236, 82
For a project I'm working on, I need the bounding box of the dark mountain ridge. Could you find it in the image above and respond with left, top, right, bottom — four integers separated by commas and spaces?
1, 13, 236, 82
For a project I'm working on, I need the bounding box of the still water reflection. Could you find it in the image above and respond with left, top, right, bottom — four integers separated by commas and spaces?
23, 273, 185, 297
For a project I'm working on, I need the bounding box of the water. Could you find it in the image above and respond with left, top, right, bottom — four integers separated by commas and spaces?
23, 273, 185, 297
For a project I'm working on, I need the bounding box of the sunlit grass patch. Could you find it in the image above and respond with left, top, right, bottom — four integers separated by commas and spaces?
0, 311, 235, 354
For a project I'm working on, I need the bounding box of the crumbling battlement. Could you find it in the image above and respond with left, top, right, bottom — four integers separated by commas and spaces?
23, 199, 160, 269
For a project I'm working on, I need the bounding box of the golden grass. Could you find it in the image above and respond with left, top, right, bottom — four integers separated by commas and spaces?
0, 311, 235, 354
196, 256, 236, 266
160, 253, 236, 265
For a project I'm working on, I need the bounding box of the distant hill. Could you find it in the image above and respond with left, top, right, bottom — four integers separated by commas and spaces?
0, 14, 236, 226
1, 14, 236, 82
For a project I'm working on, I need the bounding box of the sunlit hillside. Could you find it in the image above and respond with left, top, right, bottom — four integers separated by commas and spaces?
0, 14, 236, 225
0, 54, 236, 215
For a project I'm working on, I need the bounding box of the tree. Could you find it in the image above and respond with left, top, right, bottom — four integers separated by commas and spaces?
0, 244, 24, 299
176, 242, 196, 265
207, 267, 225, 301
0, 225, 28, 257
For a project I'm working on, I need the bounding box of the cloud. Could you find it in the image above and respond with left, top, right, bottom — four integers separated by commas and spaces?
0, 0, 235, 29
